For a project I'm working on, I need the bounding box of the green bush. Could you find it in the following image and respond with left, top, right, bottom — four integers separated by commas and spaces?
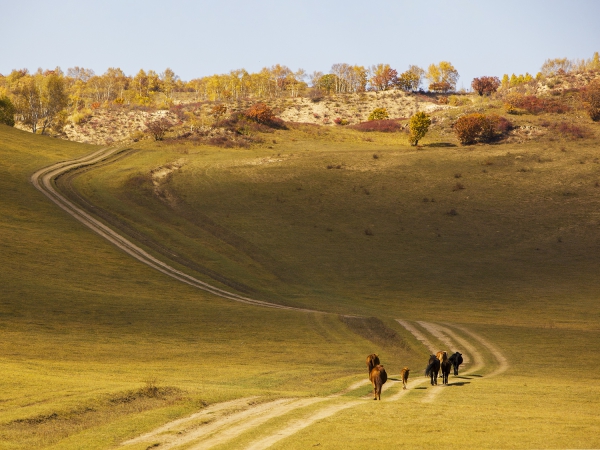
368, 108, 389, 121
448, 95, 470, 106
408, 112, 431, 146
0, 96, 16, 127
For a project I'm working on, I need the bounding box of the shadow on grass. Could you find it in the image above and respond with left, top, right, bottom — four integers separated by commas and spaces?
447, 381, 471, 387
424, 142, 457, 148
414, 387, 428, 390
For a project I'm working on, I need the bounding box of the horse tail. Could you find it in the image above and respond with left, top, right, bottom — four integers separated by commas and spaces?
425, 362, 433, 376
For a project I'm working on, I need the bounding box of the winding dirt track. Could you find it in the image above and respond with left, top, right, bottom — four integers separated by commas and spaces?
115, 319, 507, 449
32, 149, 509, 449
31, 147, 316, 313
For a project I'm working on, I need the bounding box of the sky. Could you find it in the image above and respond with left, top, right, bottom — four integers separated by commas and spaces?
1, 0, 599, 87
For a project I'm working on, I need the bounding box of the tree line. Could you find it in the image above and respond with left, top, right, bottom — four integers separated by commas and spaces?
0, 52, 598, 133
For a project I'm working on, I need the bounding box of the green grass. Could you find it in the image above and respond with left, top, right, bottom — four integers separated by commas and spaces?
70, 122, 600, 328
274, 324, 600, 449
2, 106, 600, 449
0, 125, 408, 449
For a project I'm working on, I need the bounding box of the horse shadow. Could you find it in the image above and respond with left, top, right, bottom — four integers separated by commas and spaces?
447, 381, 471, 387
424, 142, 457, 148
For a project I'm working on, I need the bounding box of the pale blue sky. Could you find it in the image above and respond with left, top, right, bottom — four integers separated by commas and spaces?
2, 0, 599, 87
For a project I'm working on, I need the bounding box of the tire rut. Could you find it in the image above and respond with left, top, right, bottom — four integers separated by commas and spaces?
31, 147, 318, 313
32, 150, 508, 449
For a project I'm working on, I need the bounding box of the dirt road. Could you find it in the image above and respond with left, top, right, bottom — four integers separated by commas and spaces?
31, 147, 316, 313
32, 149, 508, 449
116, 319, 506, 449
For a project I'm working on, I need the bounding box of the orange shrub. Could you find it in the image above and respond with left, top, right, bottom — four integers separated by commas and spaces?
454, 113, 512, 145
244, 102, 275, 124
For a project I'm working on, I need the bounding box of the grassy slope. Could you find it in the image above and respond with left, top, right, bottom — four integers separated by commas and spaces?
65, 116, 600, 447
72, 122, 600, 328
0, 125, 399, 449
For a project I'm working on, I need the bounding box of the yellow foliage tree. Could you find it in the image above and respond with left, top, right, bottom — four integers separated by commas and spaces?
426, 61, 459, 92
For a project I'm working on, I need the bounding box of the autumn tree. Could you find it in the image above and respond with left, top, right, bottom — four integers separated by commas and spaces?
160, 68, 179, 100
87, 67, 127, 104
408, 111, 431, 146
316, 74, 339, 94
426, 61, 459, 93
131, 69, 160, 103
280, 68, 307, 98
330, 64, 368, 93
471, 76, 501, 96
397, 65, 424, 92
589, 52, 600, 71
369, 64, 398, 91
541, 58, 572, 76
11, 70, 68, 134
38, 71, 68, 133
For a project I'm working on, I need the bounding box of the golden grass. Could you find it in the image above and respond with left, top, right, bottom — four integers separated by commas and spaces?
70, 121, 600, 328
2, 105, 600, 448
0, 125, 411, 448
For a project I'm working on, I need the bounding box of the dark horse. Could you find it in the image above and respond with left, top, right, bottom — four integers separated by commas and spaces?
448, 352, 463, 376
440, 359, 451, 385
425, 354, 440, 386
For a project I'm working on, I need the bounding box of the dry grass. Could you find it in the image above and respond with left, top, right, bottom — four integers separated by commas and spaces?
2, 98, 600, 448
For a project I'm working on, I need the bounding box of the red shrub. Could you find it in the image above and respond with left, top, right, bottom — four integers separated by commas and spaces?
454, 113, 512, 145
542, 121, 590, 139
510, 95, 570, 114
429, 81, 452, 93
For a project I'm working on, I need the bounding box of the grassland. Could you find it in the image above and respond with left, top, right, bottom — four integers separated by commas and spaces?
69, 118, 600, 328
0, 125, 412, 449
2, 98, 600, 449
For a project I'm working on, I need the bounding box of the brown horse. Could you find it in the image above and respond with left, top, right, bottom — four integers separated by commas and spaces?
436, 351, 448, 376
369, 364, 388, 400
366, 354, 380, 374
400, 367, 410, 390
